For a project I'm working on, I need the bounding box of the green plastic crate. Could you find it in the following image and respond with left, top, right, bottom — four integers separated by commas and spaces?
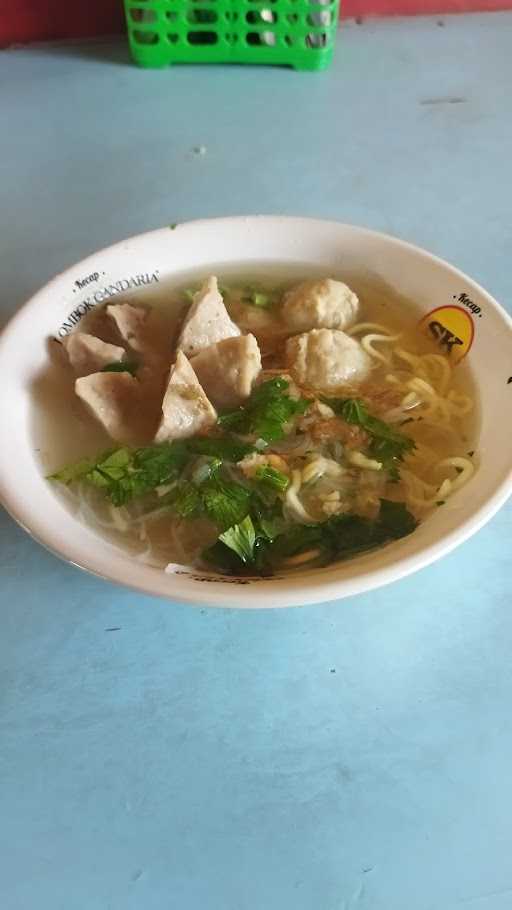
124, 0, 340, 71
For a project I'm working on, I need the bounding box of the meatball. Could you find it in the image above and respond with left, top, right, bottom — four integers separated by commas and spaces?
281, 279, 360, 333
286, 328, 372, 392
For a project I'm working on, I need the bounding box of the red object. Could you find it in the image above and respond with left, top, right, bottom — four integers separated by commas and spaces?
0, 1, 124, 47
0, 0, 510, 47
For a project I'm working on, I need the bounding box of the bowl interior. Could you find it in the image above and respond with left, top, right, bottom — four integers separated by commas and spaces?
1, 217, 511, 606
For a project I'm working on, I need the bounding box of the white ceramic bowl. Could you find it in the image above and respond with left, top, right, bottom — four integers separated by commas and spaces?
1, 217, 511, 607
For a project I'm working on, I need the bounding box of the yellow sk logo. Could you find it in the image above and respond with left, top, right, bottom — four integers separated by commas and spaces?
419, 305, 474, 364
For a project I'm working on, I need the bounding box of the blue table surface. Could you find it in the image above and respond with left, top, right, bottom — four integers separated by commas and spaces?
2, 14, 512, 909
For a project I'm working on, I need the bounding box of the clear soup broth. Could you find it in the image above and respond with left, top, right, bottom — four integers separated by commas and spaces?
34, 262, 480, 575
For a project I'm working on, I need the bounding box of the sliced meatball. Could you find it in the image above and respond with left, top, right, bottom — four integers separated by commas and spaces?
107, 303, 168, 360
226, 299, 279, 336
177, 276, 240, 358
155, 351, 217, 443
190, 334, 262, 408
282, 279, 360, 333
75, 372, 143, 445
286, 329, 372, 392
225, 299, 290, 360
63, 332, 126, 377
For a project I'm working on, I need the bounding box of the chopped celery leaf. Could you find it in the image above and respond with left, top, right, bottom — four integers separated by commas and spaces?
218, 378, 309, 442
50, 441, 189, 506
166, 482, 203, 519
241, 288, 276, 309
323, 396, 415, 479
187, 436, 254, 463
219, 515, 256, 563
204, 499, 417, 575
49, 457, 97, 486
254, 465, 289, 494
201, 479, 252, 531
49, 433, 253, 507
101, 361, 138, 376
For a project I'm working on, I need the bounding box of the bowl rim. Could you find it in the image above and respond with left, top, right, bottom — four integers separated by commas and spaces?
1, 214, 512, 608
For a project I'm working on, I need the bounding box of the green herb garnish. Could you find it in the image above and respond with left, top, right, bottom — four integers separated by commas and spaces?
50, 441, 190, 506
324, 396, 415, 480
187, 436, 254, 463
49, 456, 96, 486
166, 481, 203, 519
238, 286, 277, 309
204, 499, 417, 575
254, 465, 290, 494
219, 378, 309, 443
49, 433, 253, 507
191, 456, 222, 485
201, 478, 252, 531
101, 361, 138, 376
219, 514, 257, 564
164, 474, 252, 531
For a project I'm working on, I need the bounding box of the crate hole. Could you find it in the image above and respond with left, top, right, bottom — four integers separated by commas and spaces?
130, 9, 157, 23
284, 34, 295, 45
246, 31, 277, 45
246, 10, 277, 23
168, 32, 179, 43
225, 11, 238, 21
133, 29, 159, 44
187, 8, 218, 22
187, 30, 218, 44
305, 32, 328, 47
166, 11, 178, 22
307, 11, 332, 26
286, 13, 299, 23
225, 32, 238, 43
